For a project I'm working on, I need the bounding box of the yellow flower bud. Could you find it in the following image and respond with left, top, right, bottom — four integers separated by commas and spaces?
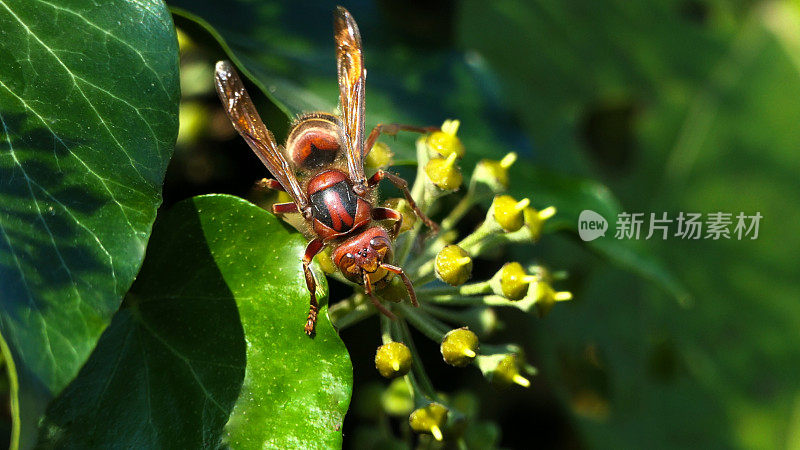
374, 342, 412, 378
533, 281, 573, 317
524, 205, 557, 241
425, 152, 463, 190
365, 141, 393, 169
499, 262, 537, 300
381, 379, 414, 416
409, 402, 449, 441
473, 152, 516, 191
382, 198, 415, 233
492, 354, 531, 388
378, 276, 409, 303
314, 247, 337, 274
491, 195, 530, 232
440, 328, 479, 367
435, 245, 472, 286
426, 119, 465, 158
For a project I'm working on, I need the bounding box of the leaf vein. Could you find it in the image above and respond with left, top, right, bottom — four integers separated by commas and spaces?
0, 0, 156, 185
31, 0, 171, 97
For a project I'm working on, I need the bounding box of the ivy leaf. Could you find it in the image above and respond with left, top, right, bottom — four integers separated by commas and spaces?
0, 0, 179, 447
202, 195, 352, 448
38, 195, 351, 448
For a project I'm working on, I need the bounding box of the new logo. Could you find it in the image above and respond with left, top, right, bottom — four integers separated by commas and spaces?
578, 210, 608, 241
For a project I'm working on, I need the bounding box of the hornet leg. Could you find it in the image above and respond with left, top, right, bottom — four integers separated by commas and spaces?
272, 202, 299, 214
254, 178, 285, 192
302, 238, 325, 336
381, 263, 419, 307
368, 170, 439, 233
364, 123, 439, 157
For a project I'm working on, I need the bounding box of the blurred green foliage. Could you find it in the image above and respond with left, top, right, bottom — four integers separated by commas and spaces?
457, 0, 800, 448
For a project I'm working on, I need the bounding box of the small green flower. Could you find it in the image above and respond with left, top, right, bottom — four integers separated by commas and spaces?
382, 198, 415, 233
471, 151, 516, 192
425, 152, 463, 190
440, 328, 479, 367
313, 246, 337, 274
496, 262, 537, 300
524, 205, 557, 241
375, 342, 412, 378
464, 421, 502, 448
491, 195, 530, 232
435, 245, 472, 286
409, 402, 449, 441
532, 281, 573, 317
353, 382, 385, 419
451, 391, 480, 419
381, 379, 414, 416
365, 141, 394, 169
426, 119, 464, 158
492, 354, 531, 388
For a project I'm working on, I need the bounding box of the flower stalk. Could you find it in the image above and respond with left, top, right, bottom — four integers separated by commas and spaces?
323, 119, 571, 444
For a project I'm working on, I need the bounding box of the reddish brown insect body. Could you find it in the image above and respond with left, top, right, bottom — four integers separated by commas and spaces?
214, 7, 439, 336
307, 169, 371, 238
286, 115, 341, 168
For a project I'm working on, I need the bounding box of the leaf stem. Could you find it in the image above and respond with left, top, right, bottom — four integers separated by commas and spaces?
416, 281, 492, 297
398, 139, 432, 265
396, 303, 448, 342
420, 303, 493, 332
329, 295, 376, 329
0, 332, 19, 450
380, 313, 394, 344
332, 306, 375, 329
439, 192, 474, 232
425, 294, 517, 307
396, 319, 437, 399
456, 221, 496, 252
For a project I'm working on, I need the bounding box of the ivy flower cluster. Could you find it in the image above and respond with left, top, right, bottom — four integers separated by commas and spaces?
326, 120, 571, 445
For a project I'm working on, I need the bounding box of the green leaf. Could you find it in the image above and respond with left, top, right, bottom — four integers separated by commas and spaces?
38, 195, 351, 448
202, 195, 352, 449
0, 0, 179, 447
38, 290, 246, 447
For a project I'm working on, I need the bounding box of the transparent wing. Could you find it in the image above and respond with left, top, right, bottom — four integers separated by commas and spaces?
214, 61, 309, 208
334, 6, 367, 187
